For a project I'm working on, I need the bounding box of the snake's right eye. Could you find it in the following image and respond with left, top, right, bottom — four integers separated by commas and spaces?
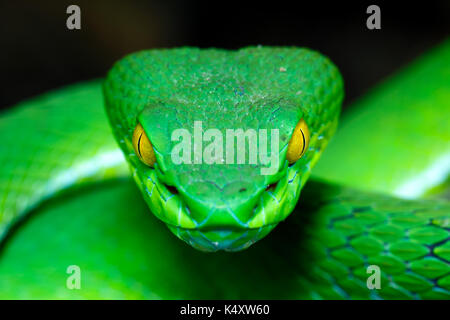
286, 118, 310, 164
132, 123, 156, 167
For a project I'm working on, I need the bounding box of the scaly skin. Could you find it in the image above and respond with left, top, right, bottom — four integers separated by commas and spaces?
0, 81, 128, 240
314, 40, 450, 199
103, 47, 343, 251
0, 44, 448, 299
0, 180, 448, 299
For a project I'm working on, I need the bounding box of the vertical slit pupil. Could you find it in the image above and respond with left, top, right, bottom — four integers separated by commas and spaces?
137, 132, 143, 157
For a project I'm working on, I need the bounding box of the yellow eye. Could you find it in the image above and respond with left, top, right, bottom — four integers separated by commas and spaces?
286, 118, 310, 164
132, 123, 156, 167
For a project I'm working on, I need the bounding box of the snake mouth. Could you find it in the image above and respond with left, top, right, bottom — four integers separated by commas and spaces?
160, 180, 287, 253
158, 180, 287, 229
159, 175, 295, 252
154, 163, 298, 228
136, 156, 305, 251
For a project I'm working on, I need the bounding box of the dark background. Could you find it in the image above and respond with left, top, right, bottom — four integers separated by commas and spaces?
0, 0, 449, 109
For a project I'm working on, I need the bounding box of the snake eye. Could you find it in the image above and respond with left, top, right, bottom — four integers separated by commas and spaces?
132, 123, 156, 167
286, 118, 310, 164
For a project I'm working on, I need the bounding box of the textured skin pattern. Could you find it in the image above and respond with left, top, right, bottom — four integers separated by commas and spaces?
0, 180, 447, 299
0, 81, 128, 240
103, 47, 343, 251
293, 181, 449, 299
314, 40, 450, 198
0, 44, 448, 299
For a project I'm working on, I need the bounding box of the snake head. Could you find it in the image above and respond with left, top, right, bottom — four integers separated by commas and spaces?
103, 47, 343, 251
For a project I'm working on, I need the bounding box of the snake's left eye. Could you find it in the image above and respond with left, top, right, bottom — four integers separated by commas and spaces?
286, 118, 310, 164
132, 123, 156, 167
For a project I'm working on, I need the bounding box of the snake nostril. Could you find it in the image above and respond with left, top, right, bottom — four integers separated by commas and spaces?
239, 188, 247, 193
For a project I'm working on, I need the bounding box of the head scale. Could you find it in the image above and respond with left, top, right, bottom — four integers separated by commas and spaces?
103, 47, 343, 251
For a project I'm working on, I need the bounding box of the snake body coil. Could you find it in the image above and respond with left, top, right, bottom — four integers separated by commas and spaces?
0, 43, 448, 299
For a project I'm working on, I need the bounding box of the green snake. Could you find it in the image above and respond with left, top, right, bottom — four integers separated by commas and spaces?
0, 42, 448, 299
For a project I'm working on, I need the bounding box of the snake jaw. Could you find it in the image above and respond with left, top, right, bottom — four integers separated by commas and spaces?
130, 152, 311, 252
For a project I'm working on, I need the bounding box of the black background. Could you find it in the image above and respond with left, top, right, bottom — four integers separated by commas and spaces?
0, 0, 449, 109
